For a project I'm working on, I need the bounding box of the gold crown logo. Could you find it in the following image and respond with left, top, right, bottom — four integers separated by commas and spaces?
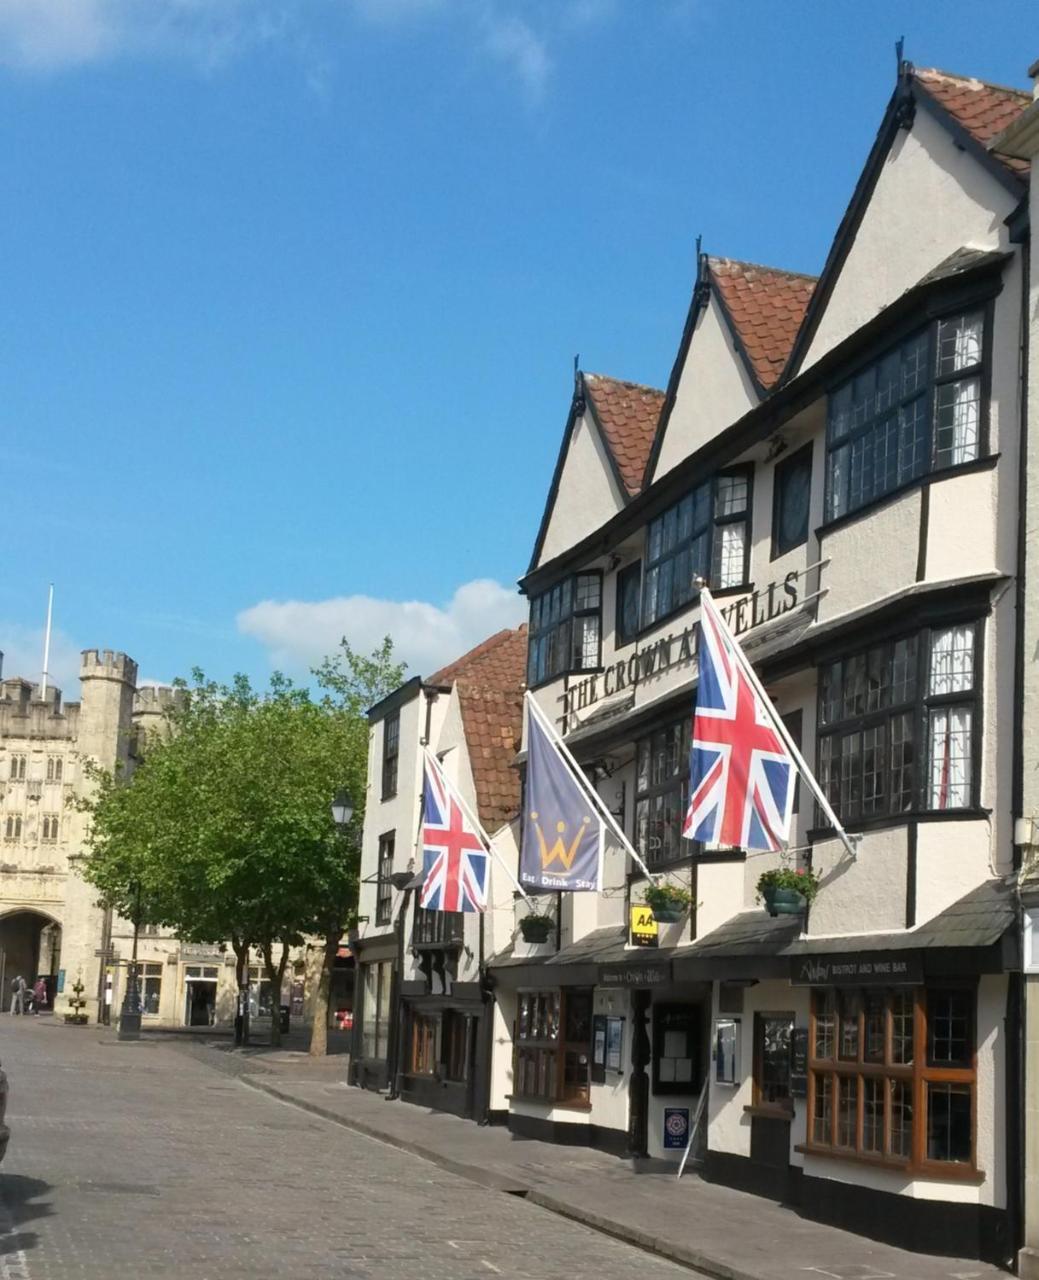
529, 810, 591, 871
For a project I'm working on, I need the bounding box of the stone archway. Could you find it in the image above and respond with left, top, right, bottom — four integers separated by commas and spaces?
0, 910, 62, 999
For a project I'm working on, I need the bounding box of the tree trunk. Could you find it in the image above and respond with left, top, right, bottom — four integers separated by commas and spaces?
308, 927, 340, 1058
232, 934, 251, 1048
263, 941, 290, 1048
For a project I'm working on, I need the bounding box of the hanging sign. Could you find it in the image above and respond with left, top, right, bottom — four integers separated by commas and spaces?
629, 904, 659, 949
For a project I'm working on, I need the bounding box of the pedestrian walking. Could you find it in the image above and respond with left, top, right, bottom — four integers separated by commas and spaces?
32, 978, 47, 1016
9, 975, 26, 1016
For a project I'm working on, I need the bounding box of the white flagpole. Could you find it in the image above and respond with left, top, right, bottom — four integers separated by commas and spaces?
699, 583, 859, 862
422, 747, 536, 908
525, 692, 657, 882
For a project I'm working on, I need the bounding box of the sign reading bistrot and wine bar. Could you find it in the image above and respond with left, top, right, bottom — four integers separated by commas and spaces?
790, 951, 923, 987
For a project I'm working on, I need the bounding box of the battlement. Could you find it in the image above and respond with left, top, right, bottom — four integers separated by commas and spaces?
80, 650, 138, 685
133, 685, 181, 715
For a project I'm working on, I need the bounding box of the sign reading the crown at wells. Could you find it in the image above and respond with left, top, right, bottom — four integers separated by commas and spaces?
630, 905, 659, 949
561, 571, 801, 726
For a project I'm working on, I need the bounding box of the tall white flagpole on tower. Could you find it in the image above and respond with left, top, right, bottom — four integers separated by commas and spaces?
40, 584, 54, 701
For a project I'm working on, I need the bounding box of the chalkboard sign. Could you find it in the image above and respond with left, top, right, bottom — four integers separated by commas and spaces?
790, 1026, 808, 1098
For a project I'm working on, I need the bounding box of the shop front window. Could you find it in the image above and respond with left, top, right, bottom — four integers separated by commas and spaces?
753, 1013, 793, 1113
514, 989, 592, 1105
140, 962, 163, 1016
361, 960, 393, 1061
807, 986, 976, 1172
410, 1011, 437, 1075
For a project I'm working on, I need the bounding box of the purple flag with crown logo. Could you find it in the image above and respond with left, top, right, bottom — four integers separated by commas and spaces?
520, 707, 602, 893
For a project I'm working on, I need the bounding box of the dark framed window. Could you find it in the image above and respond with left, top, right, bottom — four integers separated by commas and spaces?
46, 756, 62, 783
825, 309, 986, 523
781, 711, 803, 815
816, 621, 980, 827
642, 468, 752, 629
753, 1012, 794, 1114
381, 711, 400, 799
772, 443, 813, 558
442, 1010, 470, 1083
807, 986, 976, 1172
527, 572, 602, 686
8, 755, 26, 781
653, 1003, 702, 1095
635, 717, 691, 868
615, 560, 642, 647
375, 832, 395, 926
41, 815, 59, 842
412, 905, 463, 947
361, 960, 393, 1060
410, 1011, 438, 1075
514, 988, 592, 1105
3, 816, 22, 840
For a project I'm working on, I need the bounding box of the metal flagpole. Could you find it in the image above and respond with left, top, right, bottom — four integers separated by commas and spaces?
422, 747, 536, 908
698, 583, 859, 862
40, 584, 54, 701
525, 692, 658, 882
676, 1083, 709, 1179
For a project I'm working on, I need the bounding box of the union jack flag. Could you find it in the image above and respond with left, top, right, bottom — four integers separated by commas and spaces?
419, 755, 489, 913
683, 589, 795, 852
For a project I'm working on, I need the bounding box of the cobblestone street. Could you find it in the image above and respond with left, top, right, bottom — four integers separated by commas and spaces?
0, 1018, 698, 1279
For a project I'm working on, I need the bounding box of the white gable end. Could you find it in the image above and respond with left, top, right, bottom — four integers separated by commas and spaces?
537, 409, 625, 567
651, 293, 759, 482
801, 104, 1018, 372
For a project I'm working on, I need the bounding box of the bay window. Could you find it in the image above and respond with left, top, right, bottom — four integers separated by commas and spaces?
527, 573, 602, 686
817, 621, 980, 826
807, 986, 977, 1172
514, 989, 592, 1105
642, 468, 751, 628
825, 309, 986, 522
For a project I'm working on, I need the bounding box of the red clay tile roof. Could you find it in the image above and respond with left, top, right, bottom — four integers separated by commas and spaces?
457, 684, 524, 830
426, 625, 527, 830
583, 373, 664, 498
425, 625, 527, 691
707, 258, 817, 391
913, 67, 1030, 178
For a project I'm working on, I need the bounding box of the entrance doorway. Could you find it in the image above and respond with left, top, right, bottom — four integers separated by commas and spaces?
0, 910, 61, 1004
183, 964, 219, 1026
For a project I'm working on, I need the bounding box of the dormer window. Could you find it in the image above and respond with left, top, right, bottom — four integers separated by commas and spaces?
825, 309, 985, 522
527, 572, 602, 687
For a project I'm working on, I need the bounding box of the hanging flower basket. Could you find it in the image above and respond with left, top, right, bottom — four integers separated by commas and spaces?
643, 881, 694, 924
757, 867, 820, 917
519, 915, 554, 943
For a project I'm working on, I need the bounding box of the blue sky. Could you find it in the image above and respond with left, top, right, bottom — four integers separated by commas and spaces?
0, 0, 1030, 694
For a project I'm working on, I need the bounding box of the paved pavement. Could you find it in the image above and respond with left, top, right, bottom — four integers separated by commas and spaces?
209, 1043, 1006, 1280
0, 1017, 699, 1279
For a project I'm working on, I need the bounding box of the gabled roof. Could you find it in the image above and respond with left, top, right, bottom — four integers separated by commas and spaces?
426, 625, 527, 690
707, 258, 817, 392
582, 373, 665, 498
913, 67, 1031, 178
427, 625, 526, 831
782, 60, 1029, 381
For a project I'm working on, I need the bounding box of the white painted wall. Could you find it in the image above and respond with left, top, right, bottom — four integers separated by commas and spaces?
537, 410, 627, 567
652, 294, 760, 482
801, 104, 1017, 372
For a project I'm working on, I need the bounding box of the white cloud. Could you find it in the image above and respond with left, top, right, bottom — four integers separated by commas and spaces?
479, 10, 549, 102
0, 623, 83, 695
237, 577, 526, 677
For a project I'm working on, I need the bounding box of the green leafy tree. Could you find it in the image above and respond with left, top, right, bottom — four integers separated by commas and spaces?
80, 639, 403, 1054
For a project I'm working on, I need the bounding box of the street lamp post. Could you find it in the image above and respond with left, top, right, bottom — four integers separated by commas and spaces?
118, 882, 143, 1041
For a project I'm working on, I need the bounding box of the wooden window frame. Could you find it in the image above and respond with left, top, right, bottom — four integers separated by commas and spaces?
823, 304, 992, 526
513, 988, 592, 1108
801, 985, 979, 1180
615, 559, 642, 648
381, 711, 400, 800
815, 620, 982, 830
375, 832, 395, 927
771, 442, 813, 559
410, 1010, 438, 1076
527, 572, 603, 688
641, 466, 753, 633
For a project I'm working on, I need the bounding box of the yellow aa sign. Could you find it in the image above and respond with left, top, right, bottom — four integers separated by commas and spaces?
630, 905, 658, 948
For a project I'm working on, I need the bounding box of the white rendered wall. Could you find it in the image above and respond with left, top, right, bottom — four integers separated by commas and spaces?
538, 410, 627, 566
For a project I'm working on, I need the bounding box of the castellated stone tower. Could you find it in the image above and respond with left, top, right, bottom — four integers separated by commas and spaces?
58, 650, 138, 1019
